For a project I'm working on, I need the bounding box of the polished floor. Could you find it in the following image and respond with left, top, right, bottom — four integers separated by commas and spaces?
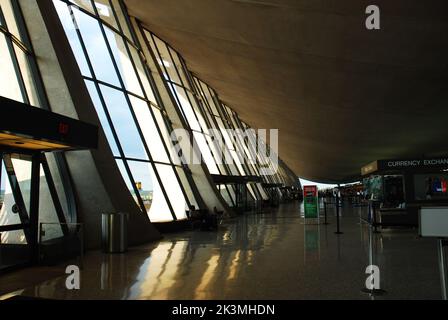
0, 201, 445, 300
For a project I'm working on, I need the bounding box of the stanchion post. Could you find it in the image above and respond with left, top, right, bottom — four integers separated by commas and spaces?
372, 202, 380, 233
335, 186, 343, 234
438, 239, 447, 300
361, 224, 387, 296
323, 200, 329, 225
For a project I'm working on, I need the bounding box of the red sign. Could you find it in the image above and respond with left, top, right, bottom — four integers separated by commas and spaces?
58, 122, 70, 135
303, 185, 318, 197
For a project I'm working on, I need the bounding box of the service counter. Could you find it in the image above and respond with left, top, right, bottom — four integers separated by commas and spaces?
361, 157, 448, 227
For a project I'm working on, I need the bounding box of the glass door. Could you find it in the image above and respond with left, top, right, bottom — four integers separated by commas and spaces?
0, 152, 34, 272
1, 150, 77, 273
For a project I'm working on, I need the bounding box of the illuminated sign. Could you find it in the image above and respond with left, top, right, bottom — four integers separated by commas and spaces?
58, 122, 70, 135
362, 157, 448, 175
361, 161, 378, 175
303, 185, 318, 219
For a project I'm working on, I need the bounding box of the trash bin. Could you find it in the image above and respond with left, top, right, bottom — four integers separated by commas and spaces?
102, 212, 128, 253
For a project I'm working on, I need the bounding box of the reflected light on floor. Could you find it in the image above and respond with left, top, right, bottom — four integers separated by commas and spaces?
227, 250, 242, 281
194, 254, 220, 300
128, 241, 187, 299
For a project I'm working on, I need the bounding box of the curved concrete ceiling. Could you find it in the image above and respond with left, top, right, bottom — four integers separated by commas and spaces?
125, 0, 448, 183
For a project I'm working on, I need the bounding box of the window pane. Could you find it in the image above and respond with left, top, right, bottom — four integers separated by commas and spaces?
0, 229, 27, 245
115, 158, 144, 209
193, 132, 220, 174
203, 105, 217, 131
227, 161, 240, 176
117, 159, 175, 222
129, 95, 169, 163
53, 0, 92, 77
73, 7, 120, 85
115, 159, 133, 189
192, 101, 209, 132
14, 43, 39, 107
11, 157, 31, 214
170, 50, 189, 86
99, 84, 148, 160
68, 0, 94, 14
155, 164, 188, 220
230, 149, 246, 175
247, 184, 257, 200
105, 26, 143, 96
170, 83, 201, 131
0, 160, 22, 226
195, 80, 215, 114
0, 0, 22, 40
216, 116, 235, 150
0, 33, 23, 102
93, 0, 118, 30
110, 0, 132, 40
175, 166, 197, 209
256, 183, 269, 200
38, 165, 63, 241
129, 161, 173, 222
227, 185, 236, 205
205, 134, 227, 174
218, 184, 234, 207
152, 37, 181, 85
44, 154, 72, 222
128, 44, 158, 105
85, 80, 120, 156
153, 107, 181, 165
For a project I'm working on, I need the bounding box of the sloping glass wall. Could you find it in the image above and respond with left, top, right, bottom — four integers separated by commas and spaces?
52, 0, 298, 218
139, 30, 291, 207
53, 0, 199, 222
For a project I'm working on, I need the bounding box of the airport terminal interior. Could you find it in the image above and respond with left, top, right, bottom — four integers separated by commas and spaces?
1, 0, 448, 300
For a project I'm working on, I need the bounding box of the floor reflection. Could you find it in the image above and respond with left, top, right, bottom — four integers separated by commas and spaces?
3, 202, 443, 300
304, 224, 320, 263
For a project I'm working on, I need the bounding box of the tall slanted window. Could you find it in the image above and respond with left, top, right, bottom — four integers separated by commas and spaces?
53, 0, 198, 222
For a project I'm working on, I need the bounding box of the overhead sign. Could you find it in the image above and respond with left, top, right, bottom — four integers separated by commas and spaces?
361, 161, 378, 176
361, 157, 448, 175
304, 185, 318, 219
0, 96, 98, 150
